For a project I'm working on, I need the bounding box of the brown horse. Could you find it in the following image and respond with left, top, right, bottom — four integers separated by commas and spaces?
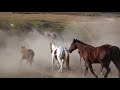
21, 46, 35, 66
69, 39, 120, 78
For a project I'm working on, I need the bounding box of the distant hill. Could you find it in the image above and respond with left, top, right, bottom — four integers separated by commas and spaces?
12, 12, 120, 16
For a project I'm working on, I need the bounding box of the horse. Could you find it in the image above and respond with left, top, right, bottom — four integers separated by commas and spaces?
21, 46, 35, 66
69, 39, 120, 78
43, 31, 57, 39
50, 43, 69, 72
43, 31, 64, 42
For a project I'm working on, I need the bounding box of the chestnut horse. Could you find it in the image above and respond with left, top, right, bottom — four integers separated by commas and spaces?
21, 46, 35, 66
69, 39, 120, 78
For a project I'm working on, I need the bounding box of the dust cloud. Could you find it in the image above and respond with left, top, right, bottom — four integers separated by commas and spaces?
0, 15, 120, 78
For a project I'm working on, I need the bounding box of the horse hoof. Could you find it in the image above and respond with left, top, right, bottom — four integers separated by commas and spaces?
95, 76, 98, 78
84, 73, 86, 77
83, 74, 86, 77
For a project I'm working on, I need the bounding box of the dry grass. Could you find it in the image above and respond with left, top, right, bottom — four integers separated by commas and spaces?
0, 12, 76, 23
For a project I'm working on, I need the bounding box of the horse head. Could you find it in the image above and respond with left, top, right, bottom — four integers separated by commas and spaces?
50, 43, 57, 53
21, 46, 27, 54
69, 38, 77, 53
22, 46, 25, 48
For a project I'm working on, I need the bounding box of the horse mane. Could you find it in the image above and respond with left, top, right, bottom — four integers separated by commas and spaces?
75, 39, 93, 47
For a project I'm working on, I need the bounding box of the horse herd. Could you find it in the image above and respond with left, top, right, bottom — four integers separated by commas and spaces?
21, 38, 120, 78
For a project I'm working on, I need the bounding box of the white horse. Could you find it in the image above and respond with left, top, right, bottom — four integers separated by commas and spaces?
50, 43, 69, 72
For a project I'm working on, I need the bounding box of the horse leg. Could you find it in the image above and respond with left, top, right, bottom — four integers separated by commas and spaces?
101, 59, 111, 78
89, 64, 98, 78
58, 61, 61, 72
103, 65, 111, 78
99, 60, 105, 75
65, 55, 69, 70
84, 63, 89, 76
29, 60, 33, 67
100, 65, 104, 75
111, 59, 120, 78
113, 61, 120, 78
60, 59, 64, 72
57, 60, 60, 68
51, 56, 55, 71
20, 58, 23, 65
78, 51, 82, 66
84, 67, 88, 76
58, 59, 64, 72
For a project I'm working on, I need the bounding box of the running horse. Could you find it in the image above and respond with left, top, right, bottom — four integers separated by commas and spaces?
50, 43, 69, 72
21, 46, 35, 66
69, 39, 120, 78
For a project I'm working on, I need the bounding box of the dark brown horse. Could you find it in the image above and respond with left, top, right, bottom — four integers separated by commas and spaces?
21, 46, 35, 66
69, 39, 120, 78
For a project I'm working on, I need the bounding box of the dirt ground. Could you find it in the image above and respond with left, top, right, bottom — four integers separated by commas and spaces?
0, 12, 120, 78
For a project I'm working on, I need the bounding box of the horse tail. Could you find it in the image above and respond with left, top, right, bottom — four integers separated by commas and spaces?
109, 46, 120, 78
65, 49, 69, 70
27, 49, 35, 62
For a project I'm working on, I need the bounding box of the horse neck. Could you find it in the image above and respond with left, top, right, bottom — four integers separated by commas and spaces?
75, 42, 84, 51
22, 48, 28, 53
75, 42, 93, 51
52, 44, 58, 51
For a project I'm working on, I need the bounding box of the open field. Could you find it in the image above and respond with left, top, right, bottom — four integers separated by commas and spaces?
0, 12, 120, 78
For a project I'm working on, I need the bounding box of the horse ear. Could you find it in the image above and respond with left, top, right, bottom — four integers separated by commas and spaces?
73, 38, 76, 41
